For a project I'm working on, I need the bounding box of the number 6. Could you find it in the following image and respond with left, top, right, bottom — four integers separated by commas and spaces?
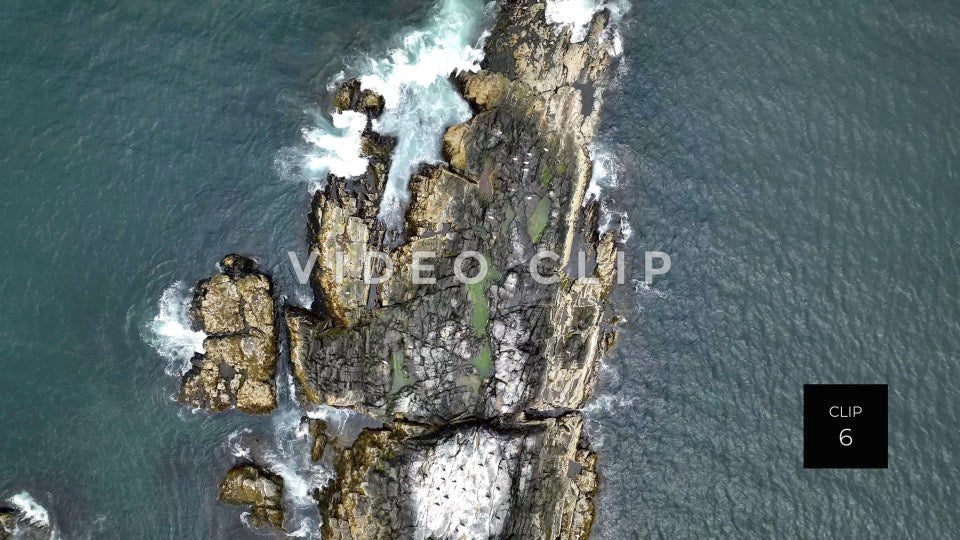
839, 428, 853, 447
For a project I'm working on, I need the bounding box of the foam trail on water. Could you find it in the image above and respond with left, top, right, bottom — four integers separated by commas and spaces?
145, 282, 206, 376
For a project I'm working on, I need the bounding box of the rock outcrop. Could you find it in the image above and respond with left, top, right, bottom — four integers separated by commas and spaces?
285, 0, 622, 538
288, 0, 619, 426
219, 465, 285, 530
0, 507, 53, 540
318, 415, 598, 539
179, 255, 279, 414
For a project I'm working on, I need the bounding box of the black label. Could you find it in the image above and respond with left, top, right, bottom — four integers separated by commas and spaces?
803, 384, 887, 469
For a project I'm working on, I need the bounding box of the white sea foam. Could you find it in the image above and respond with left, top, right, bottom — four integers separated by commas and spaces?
285, 0, 489, 229
302, 110, 370, 183
145, 282, 206, 376
636, 278, 667, 298
586, 142, 634, 240
263, 407, 331, 512
6, 491, 56, 536
586, 141, 620, 203
545, 0, 604, 43
222, 375, 355, 536
545, 0, 630, 54
584, 393, 637, 414
361, 0, 488, 228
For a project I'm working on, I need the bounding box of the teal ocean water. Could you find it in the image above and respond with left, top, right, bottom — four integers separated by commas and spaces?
0, 0, 957, 537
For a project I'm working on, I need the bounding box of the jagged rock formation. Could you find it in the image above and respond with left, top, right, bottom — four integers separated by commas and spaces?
288, 0, 619, 426
219, 465, 285, 529
179, 254, 279, 413
0, 510, 15, 540
0, 508, 52, 540
283, 0, 622, 538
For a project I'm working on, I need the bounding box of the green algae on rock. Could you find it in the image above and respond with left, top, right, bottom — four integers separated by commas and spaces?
284, 0, 624, 538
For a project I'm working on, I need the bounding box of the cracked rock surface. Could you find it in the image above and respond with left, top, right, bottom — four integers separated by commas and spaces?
284, 1, 622, 537
318, 414, 597, 540
289, 0, 619, 425
179, 254, 279, 414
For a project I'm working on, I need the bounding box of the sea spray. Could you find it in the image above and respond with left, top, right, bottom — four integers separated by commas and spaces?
5, 491, 58, 537
302, 110, 370, 186
284, 0, 491, 229
545, 0, 630, 46
359, 0, 489, 228
145, 282, 205, 376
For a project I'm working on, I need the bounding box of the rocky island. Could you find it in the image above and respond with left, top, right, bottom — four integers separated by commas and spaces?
181, 0, 622, 536
289, 0, 622, 537
179, 254, 279, 414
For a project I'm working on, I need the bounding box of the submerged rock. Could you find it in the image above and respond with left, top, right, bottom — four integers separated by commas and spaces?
219, 465, 285, 530
179, 254, 278, 414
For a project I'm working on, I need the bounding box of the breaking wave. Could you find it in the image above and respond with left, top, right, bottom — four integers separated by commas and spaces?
545, 0, 630, 50
283, 0, 490, 229
144, 282, 205, 377
587, 142, 633, 240
5, 491, 58, 538
302, 110, 370, 182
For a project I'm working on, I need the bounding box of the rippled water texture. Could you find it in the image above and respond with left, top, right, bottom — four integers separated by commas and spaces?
588, 0, 959, 536
0, 0, 957, 537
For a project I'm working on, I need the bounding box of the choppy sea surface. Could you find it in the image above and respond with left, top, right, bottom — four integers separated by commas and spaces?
0, 0, 957, 537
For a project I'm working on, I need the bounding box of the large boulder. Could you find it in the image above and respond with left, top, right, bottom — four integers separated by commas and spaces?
179, 254, 278, 413
218, 465, 285, 530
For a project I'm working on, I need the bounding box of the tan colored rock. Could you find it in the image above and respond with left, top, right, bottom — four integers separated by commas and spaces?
178, 255, 278, 414
0, 510, 15, 540
219, 465, 285, 530
287, 0, 622, 536
333, 78, 385, 118
456, 70, 510, 110
441, 122, 470, 174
